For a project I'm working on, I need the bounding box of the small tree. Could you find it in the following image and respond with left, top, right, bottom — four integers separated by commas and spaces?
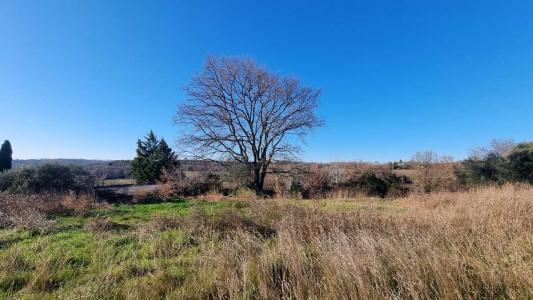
131, 131, 178, 183
0, 140, 13, 172
412, 151, 439, 192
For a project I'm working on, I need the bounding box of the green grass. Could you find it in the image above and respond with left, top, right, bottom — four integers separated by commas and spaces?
0, 198, 304, 298
0, 198, 408, 299
0, 198, 231, 298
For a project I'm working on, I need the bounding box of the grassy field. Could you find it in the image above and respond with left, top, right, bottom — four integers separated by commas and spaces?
0, 185, 532, 299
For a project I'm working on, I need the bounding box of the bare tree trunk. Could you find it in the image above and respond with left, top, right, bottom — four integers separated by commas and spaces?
253, 167, 263, 195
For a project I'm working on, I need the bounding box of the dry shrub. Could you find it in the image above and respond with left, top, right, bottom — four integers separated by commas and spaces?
83, 217, 128, 233
61, 193, 99, 216
160, 167, 222, 198
232, 187, 257, 200
0, 192, 100, 232
132, 189, 160, 203
0, 193, 59, 232
178, 184, 533, 299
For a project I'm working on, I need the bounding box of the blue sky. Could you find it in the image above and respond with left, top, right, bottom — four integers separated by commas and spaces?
1, 0, 532, 162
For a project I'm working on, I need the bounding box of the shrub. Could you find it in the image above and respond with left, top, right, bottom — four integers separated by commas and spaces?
383, 173, 413, 197
342, 172, 412, 198
0, 164, 95, 194
0, 193, 58, 232
455, 142, 532, 186
349, 172, 388, 197
0, 192, 100, 231
301, 170, 332, 199
508, 142, 533, 183
160, 168, 222, 198
288, 180, 304, 198
455, 153, 512, 185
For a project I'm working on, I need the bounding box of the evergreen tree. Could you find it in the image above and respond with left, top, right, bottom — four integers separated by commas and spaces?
0, 140, 13, 172
131, 131, 177, 183
157, 138, 177, 166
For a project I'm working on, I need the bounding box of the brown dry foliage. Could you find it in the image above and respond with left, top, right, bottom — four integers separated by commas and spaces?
0, 192, 99, 232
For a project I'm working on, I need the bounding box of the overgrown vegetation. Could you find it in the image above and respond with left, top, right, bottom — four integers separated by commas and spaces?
455, 142, 533, 186
0, 164, 95, 194
0, 185, 531, 298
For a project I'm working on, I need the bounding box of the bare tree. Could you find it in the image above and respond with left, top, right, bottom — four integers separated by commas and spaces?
490, 138, 516, 158
469, 138, 516, 160
412, 151, 439, 193
175, 57, 322, 195
412, 151, 439, 166
328, 163, 345, 185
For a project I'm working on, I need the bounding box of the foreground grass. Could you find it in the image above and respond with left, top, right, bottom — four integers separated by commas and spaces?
1, 185, 532, 299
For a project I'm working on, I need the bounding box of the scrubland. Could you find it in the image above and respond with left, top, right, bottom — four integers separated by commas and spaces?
0, 184, 532, 299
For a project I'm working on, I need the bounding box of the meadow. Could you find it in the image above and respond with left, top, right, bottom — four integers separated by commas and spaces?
0, 184, 532, 299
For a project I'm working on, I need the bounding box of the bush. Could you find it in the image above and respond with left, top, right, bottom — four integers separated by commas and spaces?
383, 173, 413, 197
0, 193, 91, 232
508, 143, 533, 183
0, 164, 95, 194
160, 167, 222, 198
342, 172, 412, 198
455, 142, 533, 186
455, 153, 511, 185
301, 170, 332, 199
350, 172, 388, 197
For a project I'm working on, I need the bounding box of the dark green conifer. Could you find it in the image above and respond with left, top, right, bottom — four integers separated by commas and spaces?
0, 140, 13, 172
131, 131, 177, 183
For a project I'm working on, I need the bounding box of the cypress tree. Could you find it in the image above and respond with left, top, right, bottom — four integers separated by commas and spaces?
131, 131, 177, 183
0, 140, 13, 172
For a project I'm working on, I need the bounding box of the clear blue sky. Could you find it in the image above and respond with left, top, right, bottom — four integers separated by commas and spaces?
1, 1, 532, 162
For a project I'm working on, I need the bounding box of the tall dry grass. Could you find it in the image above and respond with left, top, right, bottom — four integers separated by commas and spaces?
0, 192, 99, 232
2, 185, 531, 299
167, 184, 533, 299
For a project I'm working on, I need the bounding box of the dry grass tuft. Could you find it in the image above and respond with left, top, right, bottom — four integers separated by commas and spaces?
83, 217, 129, 233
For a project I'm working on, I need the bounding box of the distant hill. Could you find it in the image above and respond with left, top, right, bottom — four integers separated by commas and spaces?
12, 159, 110, 168
12, 159, 133, 180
